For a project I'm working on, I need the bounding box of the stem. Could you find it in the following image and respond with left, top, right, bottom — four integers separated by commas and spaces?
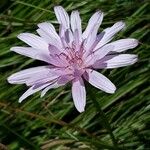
88, 88, 119, 149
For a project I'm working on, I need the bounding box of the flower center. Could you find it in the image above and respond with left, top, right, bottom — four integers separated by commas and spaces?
64, 46, 85, 78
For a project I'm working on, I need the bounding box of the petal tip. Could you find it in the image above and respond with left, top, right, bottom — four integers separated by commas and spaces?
10, 47, 16, 52
112, 86, 117, 93
54, 5, 63, 10
18, 97, 23, 103
134, 39, 139, 47
96, 10, 103, 14
108, 84, 116, 94
7, 75, 14, 84
17, 33, 22, 38
40, 93, 44, 98
133, 55, 138, 63
117, 21, 126, 29
7, 76, 11, 83
77, 107, 85, 113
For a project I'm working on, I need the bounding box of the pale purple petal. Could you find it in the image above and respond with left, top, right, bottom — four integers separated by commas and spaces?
36, 29, 62, 49
82, 11, 103, 39
26, 68, 72, 86
85, 45, 114, 66
17, 33, 49, 51
41, 82, 60, 98
84, 69, 116, 93
72, 78, 86, 112
54, 6, 69, 30
49, 53, 69, 67
84, 23, 101, 53
71, 10, 82, 42
93, 54, 138, 69
10, 46, 50, 63
41, 75, 73, 97
37, 22, 61, 43
107, 38, 139, 52
26, 73, 58, 86
19, 83, 51, 103
93, 45, 114, 60
94, 21, 126, 50
7, 66, 52, 84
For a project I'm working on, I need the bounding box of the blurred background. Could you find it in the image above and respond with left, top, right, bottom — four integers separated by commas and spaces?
0, 0, 149, 149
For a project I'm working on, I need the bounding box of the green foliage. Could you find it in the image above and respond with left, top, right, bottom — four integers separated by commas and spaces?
0, 0, 149, 149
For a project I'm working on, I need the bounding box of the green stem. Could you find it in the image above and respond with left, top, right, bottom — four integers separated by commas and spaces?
88, 88, 119, 149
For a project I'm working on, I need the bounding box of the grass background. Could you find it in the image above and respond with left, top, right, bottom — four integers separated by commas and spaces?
0, 0, 149, 149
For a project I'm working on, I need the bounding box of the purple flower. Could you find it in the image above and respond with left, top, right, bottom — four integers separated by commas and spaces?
7, 6, 138, 112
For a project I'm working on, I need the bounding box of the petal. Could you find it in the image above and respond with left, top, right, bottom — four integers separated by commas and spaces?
36, 29, 62, 49
26, 73, 58, 86
82, 11, 103, 39
7, 66, 51, 84
57, 75, 73, 84
41, 75, 72, 97
54, 6, 69, 29
71, 10, 82, 42
41, 82, 60, 98
94, 21, 126, 50
37, 22, 61, 43
19, 83, 50, 103
84, 69, 116, 94
64, 29, 73, 45
85, 45, 114, 66
72, 78, 86, 113
49, 53, 69, 67
10, 46, 50, 63
17, 33, 49, 51
107, 38, 139, 52
84, 23, 101, 53
48, 44, 61, 55
93, 54, 138, 69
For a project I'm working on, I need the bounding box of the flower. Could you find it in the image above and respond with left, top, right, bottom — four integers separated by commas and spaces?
7, 6, 138, 112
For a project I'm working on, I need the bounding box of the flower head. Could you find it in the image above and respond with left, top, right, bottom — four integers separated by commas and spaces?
8, 6, 138, 112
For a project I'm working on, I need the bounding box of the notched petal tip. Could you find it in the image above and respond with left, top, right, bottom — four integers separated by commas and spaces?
17, 33, 28, 41
132, 55, 138, 64
116, 21, 126, 30
118, 20, 126, 26
133, 39, 139, 47
97, 10, 104, 16
37, 21, 52, 29
19, 96, 25, 103
54, 5, 62, 9
10, 47, 14, 51
17, 33, 23, 39
77, 107, 85, 113
109, 85, 116, 94
7, 76, 12, 84
18, 99, 22, 103
7, 74, 16, 84
54, 5, 66, 14
72, 10, 79, 13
